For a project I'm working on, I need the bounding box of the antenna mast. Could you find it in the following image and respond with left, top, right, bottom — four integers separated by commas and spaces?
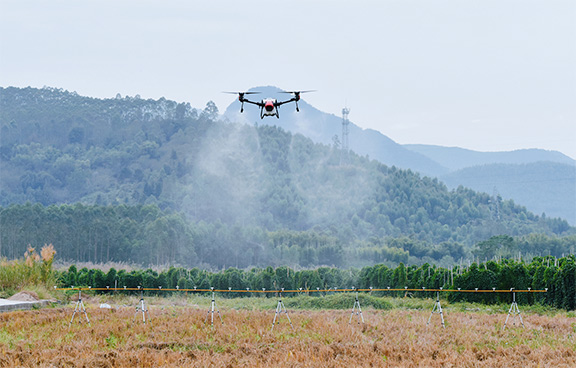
340, 107, 350, 165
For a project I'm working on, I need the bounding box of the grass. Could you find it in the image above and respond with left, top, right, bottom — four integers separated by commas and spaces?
0, 294, 575, 367
0, 244, 61, 299
74, 291, 572, 319
82, 292, 391, 312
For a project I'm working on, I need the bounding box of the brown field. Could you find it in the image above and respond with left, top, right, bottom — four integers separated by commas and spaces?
1, 297, 575, 367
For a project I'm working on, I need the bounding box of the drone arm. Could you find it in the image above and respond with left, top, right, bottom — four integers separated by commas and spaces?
242, 99, 263, 107
276, 97, 301, 112
274, 97, 297, 107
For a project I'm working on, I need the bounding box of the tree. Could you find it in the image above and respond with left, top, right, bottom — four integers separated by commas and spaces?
201, 101, 219, 121
392, 263, 408, 289
473, 235, 515, 260
68, 127, 85, 144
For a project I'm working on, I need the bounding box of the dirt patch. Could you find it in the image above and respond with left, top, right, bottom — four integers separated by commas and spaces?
8, 291, 40, 302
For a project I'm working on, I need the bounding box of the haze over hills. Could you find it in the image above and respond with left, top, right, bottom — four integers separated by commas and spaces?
441, 162, 575, 224
223, 86, 448, 177
403, 144, 575, 172
403, 145, 575, 225
1, 86, 574, 268
224, 86, 576, 225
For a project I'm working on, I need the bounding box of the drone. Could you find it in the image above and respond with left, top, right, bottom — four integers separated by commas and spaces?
225, 90, 314, 119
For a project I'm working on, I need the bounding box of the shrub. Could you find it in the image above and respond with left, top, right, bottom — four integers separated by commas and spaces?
0, 244, 58, 295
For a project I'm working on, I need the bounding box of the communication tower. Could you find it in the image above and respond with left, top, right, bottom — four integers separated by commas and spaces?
340, 107, 350, 165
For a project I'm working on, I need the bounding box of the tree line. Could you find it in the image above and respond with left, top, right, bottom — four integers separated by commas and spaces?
2, 203, 575, 269
58, 255, 576, 310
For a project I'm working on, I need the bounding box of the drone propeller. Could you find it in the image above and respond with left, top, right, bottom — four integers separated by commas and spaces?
279, 90, 315, 111
223, 91, 261, 96
224, 91, 261, 113
279, 90, 316, 95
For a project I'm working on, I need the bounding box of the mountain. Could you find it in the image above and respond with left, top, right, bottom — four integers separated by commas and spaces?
224, 87, 576, 225
403, 144, 574, 172
403, 145, 576, 225
440, 162, 576, 225
1, 86, 574, 268
223, 86, 448, 177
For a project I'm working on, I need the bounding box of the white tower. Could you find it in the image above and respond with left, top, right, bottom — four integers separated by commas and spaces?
341, 107, 350, 165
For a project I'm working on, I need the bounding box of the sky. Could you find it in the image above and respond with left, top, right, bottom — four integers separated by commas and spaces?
1, 0, 575, 159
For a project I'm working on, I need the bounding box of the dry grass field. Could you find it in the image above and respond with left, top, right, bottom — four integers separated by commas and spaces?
0, 296, 575, 367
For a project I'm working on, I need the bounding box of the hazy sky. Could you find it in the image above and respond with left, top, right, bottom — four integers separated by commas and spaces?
1, 0, 575, 159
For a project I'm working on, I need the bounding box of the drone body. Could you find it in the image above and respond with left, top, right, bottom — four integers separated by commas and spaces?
225, 90, 314, 119
261, 98, 279, 118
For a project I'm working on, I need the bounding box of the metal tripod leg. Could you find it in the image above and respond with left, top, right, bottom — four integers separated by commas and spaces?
349, 293, 364, 324
133, 290, 151, 324
271, 293, 294, 331
204, 292, 223, 327
504, 292, 524, 329
427, 291, 445, 329
69, 290, 90, 328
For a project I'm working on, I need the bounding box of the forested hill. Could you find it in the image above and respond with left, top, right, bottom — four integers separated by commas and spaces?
0, 86, 574, 268
405, 145, 576, 224
223, 86, 575, 225
441, 162, 575, 225
223, 86, 447, 177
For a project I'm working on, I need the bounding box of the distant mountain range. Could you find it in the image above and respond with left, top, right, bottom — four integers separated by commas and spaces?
224, 86, 576, 224
403, 144, 575, 172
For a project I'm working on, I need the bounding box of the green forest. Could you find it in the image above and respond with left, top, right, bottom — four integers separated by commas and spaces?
1, 203, 576, 269
1, 86, 575, 269
58, 255, 576, 310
